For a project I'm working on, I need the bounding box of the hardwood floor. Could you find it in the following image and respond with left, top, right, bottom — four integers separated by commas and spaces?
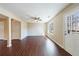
0, 36, 71, 56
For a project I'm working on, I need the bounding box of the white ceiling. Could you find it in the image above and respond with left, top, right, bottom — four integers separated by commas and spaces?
0, 3, 69, 23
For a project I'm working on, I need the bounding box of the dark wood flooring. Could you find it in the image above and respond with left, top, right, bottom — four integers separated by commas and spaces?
0, 36, 71, 56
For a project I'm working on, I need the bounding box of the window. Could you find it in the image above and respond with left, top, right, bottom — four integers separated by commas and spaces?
48, 22, 53, 33
67, 12, 79, 33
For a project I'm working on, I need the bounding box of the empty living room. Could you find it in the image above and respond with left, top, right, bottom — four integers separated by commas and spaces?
0, 1, 79, 57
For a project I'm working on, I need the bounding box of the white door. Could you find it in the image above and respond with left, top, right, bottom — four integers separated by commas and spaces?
71, 13, 79, 55
64, 16, 74, 55
0, 22, 4, 39
64, 13, 79, 56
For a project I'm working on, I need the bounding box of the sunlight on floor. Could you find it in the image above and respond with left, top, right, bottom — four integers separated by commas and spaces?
45, 38, 59, 55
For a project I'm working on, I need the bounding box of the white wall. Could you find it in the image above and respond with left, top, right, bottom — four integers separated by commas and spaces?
27, 23, 45, 36
21, 22, 27, 39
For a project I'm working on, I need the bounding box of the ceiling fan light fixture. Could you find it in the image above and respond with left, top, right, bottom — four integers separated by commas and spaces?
35, 20, 38, 22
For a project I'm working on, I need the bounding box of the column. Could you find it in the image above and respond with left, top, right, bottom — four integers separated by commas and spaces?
7, 18, 12, 47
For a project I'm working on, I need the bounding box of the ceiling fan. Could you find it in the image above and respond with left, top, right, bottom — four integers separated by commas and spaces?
26, 14, 42, 22
30, 17, 42, 21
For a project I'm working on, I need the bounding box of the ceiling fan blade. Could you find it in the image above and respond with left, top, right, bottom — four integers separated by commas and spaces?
37, 17, 42, 21
25, 14, 34, 18
25, 14, 42, 21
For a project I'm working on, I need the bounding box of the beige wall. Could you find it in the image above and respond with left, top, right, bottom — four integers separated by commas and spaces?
46, 12, 65, 48
27, 23, 45, 36
46, 4, 79, 48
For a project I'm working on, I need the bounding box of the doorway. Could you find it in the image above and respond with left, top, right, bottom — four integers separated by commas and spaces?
0, 14, 9, 40
0, 22, 4, 39
11, 19, 21, 40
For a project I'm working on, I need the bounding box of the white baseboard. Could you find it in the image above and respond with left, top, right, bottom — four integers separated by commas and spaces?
7, 43, 12, 47
46, 34, 64, 49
